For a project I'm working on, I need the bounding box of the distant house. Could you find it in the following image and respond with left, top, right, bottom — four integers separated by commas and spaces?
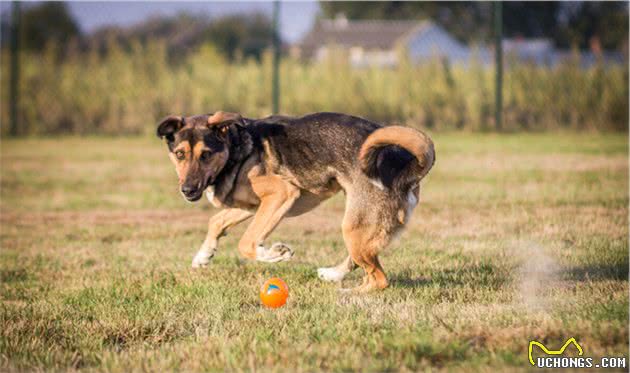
294, 15, 625, 68
502, 37, 625, 67
293, 15, 479, 67
502, 38, 555, 65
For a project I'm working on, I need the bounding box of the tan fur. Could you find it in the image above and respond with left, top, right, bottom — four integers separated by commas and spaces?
261, 138, 281, 171
237, 168, 301, 259
170, 139, 230, 197
161, 112, 435, 293
192, 141, 206, 158
286, 190, 337, 217
207, 111, 242, 126
397, 209, 406, 225
170, 140, 229, 188
359, 125, 435, 178
207, 208, 253, 239
192, 208, 254, 268
339, 190, 397, 292
169, 141, 192, 185
193, 132, 419, 291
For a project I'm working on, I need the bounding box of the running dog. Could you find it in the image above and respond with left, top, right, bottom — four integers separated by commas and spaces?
157, 111, 435, 292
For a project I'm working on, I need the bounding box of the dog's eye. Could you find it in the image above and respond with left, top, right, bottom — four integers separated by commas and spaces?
200, 151, 212, 161
175, 150, 185, 160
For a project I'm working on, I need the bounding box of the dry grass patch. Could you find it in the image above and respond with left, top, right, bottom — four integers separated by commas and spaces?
1, 133, 628, 371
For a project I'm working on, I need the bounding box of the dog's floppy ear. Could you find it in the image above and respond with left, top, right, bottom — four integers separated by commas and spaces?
157, 115, 184, 141
207, 111, 243, 138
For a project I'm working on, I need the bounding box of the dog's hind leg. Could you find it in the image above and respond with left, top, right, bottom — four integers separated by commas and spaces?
342, 224, 389, 293
192, 208, 253, 268
318, 256, 358, 282
237, 174, 300, 262
338, 191, 403, 292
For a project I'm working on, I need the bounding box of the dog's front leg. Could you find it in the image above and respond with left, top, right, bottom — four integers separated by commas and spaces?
237, 175, 300, 262
192, 208, 253, 268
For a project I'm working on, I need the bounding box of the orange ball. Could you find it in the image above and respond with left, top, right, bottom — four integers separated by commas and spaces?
260, 277, 289, 308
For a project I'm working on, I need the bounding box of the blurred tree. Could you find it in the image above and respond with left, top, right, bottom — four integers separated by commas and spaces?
555, 2, 628, 49
85, 12, 273, 62
319, 1, 628, 50
502, 2, 561, 38
205, 13, 273, 61
19, 2, 80, 51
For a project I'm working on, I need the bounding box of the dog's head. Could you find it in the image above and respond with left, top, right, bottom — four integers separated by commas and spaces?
157, 111, 243, 202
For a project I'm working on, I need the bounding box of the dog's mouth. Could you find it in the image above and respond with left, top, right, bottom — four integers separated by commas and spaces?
182, 177, 217, 202
183, 191, 204, 202
181, 183, 206, 202
180, 174, 218, 202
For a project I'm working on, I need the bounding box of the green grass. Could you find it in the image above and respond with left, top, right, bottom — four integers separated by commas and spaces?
1, 133, 628, 371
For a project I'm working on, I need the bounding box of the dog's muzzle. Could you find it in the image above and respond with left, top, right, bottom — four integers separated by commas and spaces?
181, 183, 204, 201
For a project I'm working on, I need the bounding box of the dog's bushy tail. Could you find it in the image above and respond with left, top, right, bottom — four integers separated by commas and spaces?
359, 126, 435, 191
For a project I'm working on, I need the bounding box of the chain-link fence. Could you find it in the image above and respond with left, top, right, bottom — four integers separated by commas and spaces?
1, 1, 628, 136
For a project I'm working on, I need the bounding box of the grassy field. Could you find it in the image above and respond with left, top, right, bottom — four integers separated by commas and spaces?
1, 133, 628, 371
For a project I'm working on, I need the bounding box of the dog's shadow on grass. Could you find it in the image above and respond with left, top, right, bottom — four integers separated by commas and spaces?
387, 260, 510, 290
387, 261, 629, 290
563, 262, 628, 282
389, 275, 433, 288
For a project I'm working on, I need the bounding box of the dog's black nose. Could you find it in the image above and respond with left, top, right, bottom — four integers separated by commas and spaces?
181, 185, 198, 197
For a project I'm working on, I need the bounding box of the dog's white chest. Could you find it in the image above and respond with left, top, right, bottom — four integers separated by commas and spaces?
205, 187, 221, 208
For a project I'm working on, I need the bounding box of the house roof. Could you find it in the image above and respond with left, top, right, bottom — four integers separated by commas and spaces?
298, 18, 431, 54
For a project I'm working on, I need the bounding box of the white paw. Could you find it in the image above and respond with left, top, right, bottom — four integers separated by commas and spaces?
256, 243, 294, 263
191, 250, 214, 268
317, 267, 347, 282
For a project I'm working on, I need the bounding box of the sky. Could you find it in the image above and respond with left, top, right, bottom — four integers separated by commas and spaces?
1, 1, 321, 43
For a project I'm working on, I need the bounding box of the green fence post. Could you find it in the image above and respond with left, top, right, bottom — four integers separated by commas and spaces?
272, 0, 280, 114
494, 1, 503, 131
10, 1, 21, 136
